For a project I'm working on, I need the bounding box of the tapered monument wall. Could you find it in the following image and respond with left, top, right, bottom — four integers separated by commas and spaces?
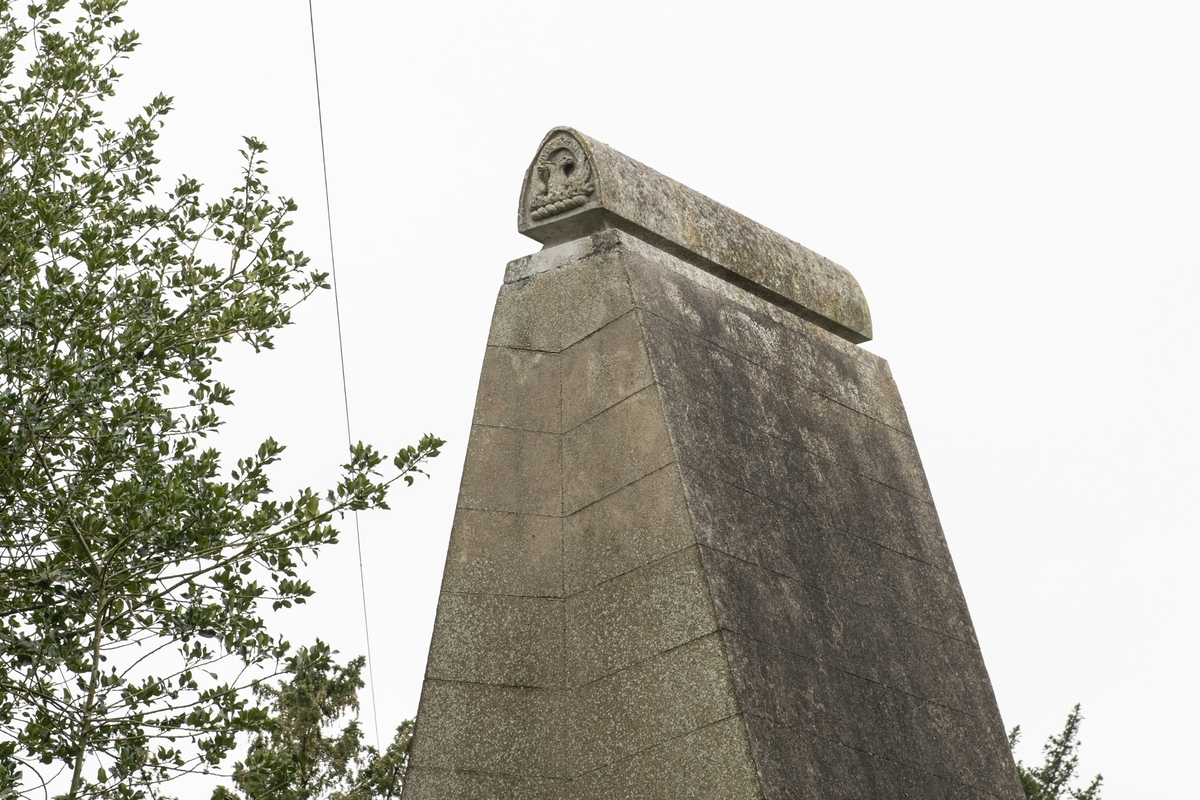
403, 129, 1023, 800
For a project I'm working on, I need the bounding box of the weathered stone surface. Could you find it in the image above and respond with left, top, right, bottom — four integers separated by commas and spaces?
473, 346, 560, 433
406, 131, 1022, 800
680, 467, 974, 641
442, 508, 562, 597
505, 234, 599, 283
457, 424, 560, 517
567, 633, 739, 776
657, 384, 843, 529
403, 767, 565, 800
426, 592, 563, 688
700, 546, 997, 715
833, 466, 956, 573
724, 632, 1017, 792
622, 245, 910, 434
742, 714, 1008, 800
561, 385, 675, 515
563, 464, 694, 595
644, 311, 931, 501
410, 680, 564, 777
561, 310, 654, 432
517, 128, 872, 344
572, 716, 760, 800
488, 248, 633, 352
565, 545, 716, 685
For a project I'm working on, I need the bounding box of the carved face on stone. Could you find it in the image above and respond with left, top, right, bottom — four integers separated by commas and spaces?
529, 134, 594, 221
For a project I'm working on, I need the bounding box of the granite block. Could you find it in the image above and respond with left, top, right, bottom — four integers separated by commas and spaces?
640, 307, 834, 456
833, 468, 956, 573
458, 424, 560, 517
624, 252, 911, 434
642, 313, 930, 501
724, 630, 905, 756
473, 346, 561, 433
680, 467, 974, 642
700, 546, 994, 714
680, 463, 831, 579
563, 464, 696, 595
639, 309, 778, 438
505, 234, 601, 283
572, 716, 759, 800
409, 679, 564, 777
830, 410, 932, 503
426, 592, 564, 688
403, 766, 566, 800
742, 714, 1007, 800
488, 252, 634, 352
561, 310, 655, 432
722, 631, 1015, 791
562, 385, 675, 515
567, 633, 738, 775
743, 713, 880, 800
442, 508, 562, 598
658, 385, 843, 530
905, 700, 1027, 795
566, 545, 716, 685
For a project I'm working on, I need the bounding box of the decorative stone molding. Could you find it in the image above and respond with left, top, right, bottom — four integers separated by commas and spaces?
529, 133, 596, 221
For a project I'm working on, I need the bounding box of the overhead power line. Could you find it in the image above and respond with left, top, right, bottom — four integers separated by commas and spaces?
305, 0, 382, 750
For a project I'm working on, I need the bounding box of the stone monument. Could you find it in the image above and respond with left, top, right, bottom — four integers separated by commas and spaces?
403, 127, 1023, 800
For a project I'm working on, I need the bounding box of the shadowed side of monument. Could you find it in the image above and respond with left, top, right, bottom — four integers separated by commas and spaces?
403, 129, 1023, 800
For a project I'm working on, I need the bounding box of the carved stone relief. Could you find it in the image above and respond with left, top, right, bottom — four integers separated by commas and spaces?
529, 134, 595, 221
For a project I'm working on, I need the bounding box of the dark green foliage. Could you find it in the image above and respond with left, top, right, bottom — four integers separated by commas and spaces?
1009, 705, 1103, 800
211, 643, 412, 800
0, 2, 441, 797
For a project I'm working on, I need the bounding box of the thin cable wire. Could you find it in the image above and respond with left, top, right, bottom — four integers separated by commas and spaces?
306, 0, 381, 750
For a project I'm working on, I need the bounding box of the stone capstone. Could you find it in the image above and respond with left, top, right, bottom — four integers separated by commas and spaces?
517, 127, 873, 344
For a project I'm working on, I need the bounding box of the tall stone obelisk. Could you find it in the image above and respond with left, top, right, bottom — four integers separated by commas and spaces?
403, 128, 1023, 800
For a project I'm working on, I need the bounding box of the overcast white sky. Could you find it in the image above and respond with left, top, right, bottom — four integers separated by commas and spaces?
108, 1, 1199, 796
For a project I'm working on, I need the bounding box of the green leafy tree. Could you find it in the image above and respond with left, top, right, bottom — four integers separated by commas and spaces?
212, 642, 412, 800
0, 1, 441, 798
1009, 705, 1103, 800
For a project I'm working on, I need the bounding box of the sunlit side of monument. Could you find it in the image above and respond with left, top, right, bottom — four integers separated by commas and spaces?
402, 128, 1023, 800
